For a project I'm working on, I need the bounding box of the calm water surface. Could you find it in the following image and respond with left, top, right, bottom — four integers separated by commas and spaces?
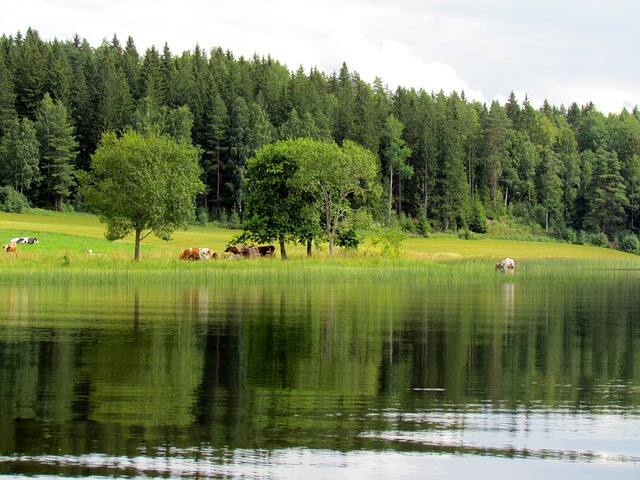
0, 278, 638, 479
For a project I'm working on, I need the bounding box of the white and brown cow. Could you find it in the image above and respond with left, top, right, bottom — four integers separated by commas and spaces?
178, 247, 213, 261
3, 242, 17, 255
495, 257, 516, 274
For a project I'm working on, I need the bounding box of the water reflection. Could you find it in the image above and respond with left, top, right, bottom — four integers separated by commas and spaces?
0, 280, 638, 478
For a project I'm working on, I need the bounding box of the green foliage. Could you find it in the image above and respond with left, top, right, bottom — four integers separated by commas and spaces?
36, 93, 79, 211
84, 129, 204, 260
468, 198, 488, 234
241, 139, 318, 259
588, 231, 610, 248
0, 185, 30, 213
371, 226, 408, 258
617, 234, 639, 254
0, 118, 40, 195
335, 226, 363, 250
458, 228, 481, 240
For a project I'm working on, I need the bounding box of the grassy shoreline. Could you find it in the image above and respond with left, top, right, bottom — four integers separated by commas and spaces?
2, 211, 640, 285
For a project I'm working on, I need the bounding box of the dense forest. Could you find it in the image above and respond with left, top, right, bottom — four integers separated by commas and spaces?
1, 28, 640, 248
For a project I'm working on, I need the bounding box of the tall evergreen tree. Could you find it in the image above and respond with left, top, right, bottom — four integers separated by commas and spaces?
47, 39, 72, 107
0, 47, 17, 136
14, 28, 48, 118
380, 114, 412, 223
484, 100, 512, 212
0, 118, 40, 194
97, 45, 134, 132
584, 149, 628, 237
36, 92, 78, 210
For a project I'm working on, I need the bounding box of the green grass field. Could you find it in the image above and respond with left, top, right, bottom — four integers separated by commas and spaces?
1, 210, 639, 285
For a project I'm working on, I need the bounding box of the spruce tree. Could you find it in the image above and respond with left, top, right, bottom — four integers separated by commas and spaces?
36, 93, 78, 210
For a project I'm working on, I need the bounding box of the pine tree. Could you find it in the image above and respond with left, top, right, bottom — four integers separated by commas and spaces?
0, 118, 40, 194
0, 47, 17, 136
584, 149, 628, 237
36, 93, 78, 210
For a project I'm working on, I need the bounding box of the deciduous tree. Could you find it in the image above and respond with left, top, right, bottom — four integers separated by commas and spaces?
85, 130, 204, 261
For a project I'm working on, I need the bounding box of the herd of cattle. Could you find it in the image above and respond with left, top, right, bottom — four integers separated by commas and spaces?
2, 236, 516, 273
178, 244, 276, 260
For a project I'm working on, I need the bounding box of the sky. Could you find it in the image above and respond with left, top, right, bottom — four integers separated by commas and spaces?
3, 0, 640, 114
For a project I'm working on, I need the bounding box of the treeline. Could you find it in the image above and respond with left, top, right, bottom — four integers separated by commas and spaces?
1, 28, 640, 246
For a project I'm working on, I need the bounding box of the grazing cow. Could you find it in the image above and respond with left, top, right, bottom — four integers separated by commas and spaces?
3, 243, 17, 255
496, 258, 516, 274
225, 245, 268, 258
10, 237, 38, 244
224, 245, 242, 256
199, 248, 213, 260
256, 245, 276, 257
178, 247, 212, 261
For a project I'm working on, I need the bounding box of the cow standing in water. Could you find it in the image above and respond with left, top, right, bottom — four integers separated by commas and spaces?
495, 258, 516, 274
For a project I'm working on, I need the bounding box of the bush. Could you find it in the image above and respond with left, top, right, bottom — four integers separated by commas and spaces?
335, 226, 363, 250
555, 226, 577, 244
196, 207, 209, 226
618, 234, 639, 254
588, 231, 609, 248
371, 226, 407, 258
576, 230, 588, 245
227, 209, 241, 229
458, 228, 479, 240
468, 199, 488, 234
398, 212, 415, 233
416, 215, 431, 238
0, 186, 30, 213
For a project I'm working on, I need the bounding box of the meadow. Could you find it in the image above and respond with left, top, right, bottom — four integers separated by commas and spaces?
1, 210, 639, 285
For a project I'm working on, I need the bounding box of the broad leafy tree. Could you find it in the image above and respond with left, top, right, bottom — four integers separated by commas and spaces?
293, 139, 380, 254
241, 139, 319, 259
85, 130, 204, 261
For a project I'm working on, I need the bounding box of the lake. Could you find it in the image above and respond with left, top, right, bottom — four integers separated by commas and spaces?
0, 276, 638, 479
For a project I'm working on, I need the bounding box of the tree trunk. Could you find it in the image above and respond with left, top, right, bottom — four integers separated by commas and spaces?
423, 156, 429, 218
135, 228, 142, 261
279, 239, 288, 260
388, 167, 394, 226
306, 240, 312, 257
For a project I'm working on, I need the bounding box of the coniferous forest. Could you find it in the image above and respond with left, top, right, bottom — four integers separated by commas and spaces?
1, 28, 640, 249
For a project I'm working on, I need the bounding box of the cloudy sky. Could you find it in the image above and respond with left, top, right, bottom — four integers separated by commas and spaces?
3, 0, 639, 113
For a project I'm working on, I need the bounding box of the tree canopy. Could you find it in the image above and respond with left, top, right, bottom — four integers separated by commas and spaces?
240, 138, 379, 257
84, 129, 204, 260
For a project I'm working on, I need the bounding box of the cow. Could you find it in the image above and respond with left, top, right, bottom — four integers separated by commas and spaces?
225, 245, 271, 258
3, 243, 17, 255
224, 245, 243, 256
198, 248, 213, 260
10, 237, 38, 244
178, 248, 212, 261
256, 245, 276, 257
496, 257, 516, 274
